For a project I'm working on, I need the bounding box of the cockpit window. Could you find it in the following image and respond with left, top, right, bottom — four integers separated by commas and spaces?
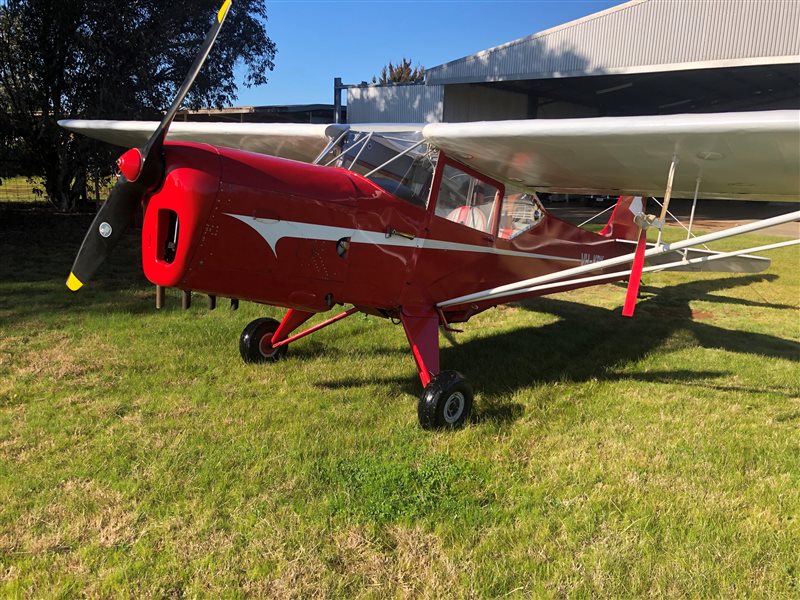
498, 192, 545, 239
434, 164, 500, 234
317, 131, 437, 208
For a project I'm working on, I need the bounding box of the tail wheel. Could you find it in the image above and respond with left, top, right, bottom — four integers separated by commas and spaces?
418, 370, 473, 430
239, 317, 287, 363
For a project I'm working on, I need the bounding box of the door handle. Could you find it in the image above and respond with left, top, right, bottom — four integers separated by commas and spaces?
387, 228, 415, 241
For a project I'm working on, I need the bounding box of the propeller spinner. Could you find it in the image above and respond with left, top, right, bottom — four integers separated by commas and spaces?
67, 0, 233, 291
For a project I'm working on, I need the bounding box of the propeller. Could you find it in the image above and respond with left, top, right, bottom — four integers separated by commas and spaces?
66, 0, 233, 291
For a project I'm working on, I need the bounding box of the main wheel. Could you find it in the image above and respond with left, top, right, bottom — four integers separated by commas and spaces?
418, 370, 473, 430
239, 317, 287, 363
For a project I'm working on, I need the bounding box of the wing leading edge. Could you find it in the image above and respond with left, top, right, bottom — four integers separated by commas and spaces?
58, 120, 428, 164
58, 119, 335, 163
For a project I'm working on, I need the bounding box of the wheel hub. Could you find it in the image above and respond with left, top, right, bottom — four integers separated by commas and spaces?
259, 335, 277, 358
443, 391, 465, 424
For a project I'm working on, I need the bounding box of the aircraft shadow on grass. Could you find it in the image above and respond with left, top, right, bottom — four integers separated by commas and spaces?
317, 274, 799, 425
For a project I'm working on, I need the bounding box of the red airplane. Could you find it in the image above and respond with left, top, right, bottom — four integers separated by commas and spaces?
63, 2, 800, 428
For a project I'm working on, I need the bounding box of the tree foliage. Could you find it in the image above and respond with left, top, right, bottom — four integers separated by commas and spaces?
0, 0, 276, 210
372, 58, 425, 85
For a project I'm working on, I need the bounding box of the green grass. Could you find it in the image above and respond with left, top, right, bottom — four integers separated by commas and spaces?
1, 211, 798, 597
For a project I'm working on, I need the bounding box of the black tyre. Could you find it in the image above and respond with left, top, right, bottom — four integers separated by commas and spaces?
239, 317, 287, 363
418, 370, 473, 430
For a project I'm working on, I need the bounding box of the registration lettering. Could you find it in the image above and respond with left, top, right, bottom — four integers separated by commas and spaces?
580, 253, 605, 265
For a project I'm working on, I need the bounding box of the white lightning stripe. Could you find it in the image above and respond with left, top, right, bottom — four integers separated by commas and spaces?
226, 214, 581, 263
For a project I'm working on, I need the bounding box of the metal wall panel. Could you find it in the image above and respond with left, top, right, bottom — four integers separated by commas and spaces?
427, 0, 800, 85
443, 85, 528, 122
347, 85, 444, 124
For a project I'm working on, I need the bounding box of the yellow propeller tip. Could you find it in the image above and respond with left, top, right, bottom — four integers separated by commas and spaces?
66, 273, 83, 291
217, 0, 232, 23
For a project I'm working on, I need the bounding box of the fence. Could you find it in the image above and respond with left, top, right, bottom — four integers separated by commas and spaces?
0, 160, 114, 206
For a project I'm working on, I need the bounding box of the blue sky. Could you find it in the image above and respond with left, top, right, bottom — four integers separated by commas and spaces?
233, 0, 621, 106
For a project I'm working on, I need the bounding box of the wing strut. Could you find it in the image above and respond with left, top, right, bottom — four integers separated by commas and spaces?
491, 239, 798, 297
437, 210, 800, 309
654, 156, 678, 247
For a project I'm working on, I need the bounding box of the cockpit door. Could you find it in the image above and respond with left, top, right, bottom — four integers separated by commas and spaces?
401, 154, 505, 306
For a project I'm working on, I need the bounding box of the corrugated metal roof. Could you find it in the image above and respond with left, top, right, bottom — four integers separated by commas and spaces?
426, 0, 800, 85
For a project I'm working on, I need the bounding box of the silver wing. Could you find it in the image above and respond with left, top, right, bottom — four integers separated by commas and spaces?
61, 110, 800, 201
422, 110, 800, 202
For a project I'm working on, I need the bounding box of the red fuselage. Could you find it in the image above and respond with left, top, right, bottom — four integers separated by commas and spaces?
141, 142, 632, 321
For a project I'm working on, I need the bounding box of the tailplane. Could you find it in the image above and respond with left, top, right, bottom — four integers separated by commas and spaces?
599, 195, 644, 241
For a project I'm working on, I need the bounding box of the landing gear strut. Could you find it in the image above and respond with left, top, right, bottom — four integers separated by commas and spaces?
400, 310, 473, 430
239, 307, 358, 365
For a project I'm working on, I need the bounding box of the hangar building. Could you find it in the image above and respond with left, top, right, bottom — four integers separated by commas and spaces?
346, 0, 800, 123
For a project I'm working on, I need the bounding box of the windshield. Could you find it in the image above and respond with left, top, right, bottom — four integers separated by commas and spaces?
317, 130, 438, 208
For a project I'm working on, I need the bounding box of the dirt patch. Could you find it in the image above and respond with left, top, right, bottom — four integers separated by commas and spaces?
690, 309, 714, 321
657, 307, 714, 321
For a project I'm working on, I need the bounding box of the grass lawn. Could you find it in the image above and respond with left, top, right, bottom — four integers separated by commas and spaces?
1, 210, 798, 597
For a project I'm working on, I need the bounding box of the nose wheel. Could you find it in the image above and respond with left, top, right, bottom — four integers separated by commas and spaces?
418, 370, 473, 430
239, 317, 287, 363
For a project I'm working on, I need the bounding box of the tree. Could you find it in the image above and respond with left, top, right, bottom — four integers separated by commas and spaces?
372, 58, 425, 85
0, 0, 276, 210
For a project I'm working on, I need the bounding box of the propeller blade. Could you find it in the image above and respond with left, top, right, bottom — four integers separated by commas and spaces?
621, 228, 647, 317
67, 176, 145, 290
141, 0, 233, 160
66, 0, 234, 291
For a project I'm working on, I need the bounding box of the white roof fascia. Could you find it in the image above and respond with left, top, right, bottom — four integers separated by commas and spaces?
431, 55, 800, 86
